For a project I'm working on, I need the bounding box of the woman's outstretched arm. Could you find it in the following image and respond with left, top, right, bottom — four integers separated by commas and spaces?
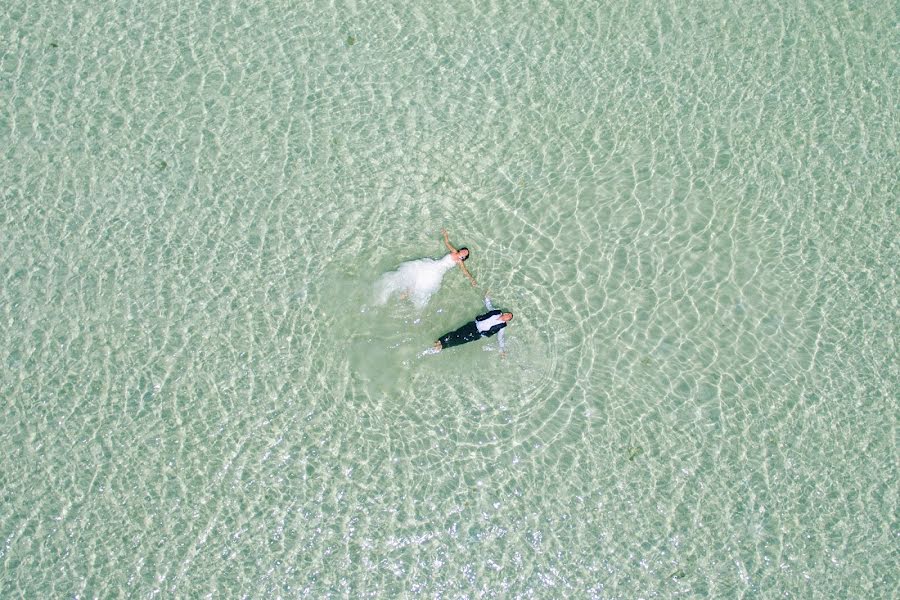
441, 228, 457, 252
460, 262, 477, 287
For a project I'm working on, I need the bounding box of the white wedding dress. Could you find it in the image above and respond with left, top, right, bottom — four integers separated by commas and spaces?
374, 253, 457, 308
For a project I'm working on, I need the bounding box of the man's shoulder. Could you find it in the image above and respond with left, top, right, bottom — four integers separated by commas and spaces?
476, 309, 501, 320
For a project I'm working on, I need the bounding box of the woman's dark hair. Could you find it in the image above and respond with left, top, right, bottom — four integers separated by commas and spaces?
458, 247, 470, 261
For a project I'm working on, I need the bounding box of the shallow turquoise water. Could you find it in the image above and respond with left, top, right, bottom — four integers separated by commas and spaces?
1, 0, 896, 597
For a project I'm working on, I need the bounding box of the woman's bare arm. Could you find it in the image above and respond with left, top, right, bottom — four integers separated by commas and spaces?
460, 262, 477, 286
441, 228, 457, 252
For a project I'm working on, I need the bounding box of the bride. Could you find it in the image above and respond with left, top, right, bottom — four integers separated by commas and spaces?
375, 229, 477, 308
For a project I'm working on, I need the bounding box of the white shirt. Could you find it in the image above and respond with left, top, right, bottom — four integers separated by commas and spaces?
476, 313, 505, 333
482, 296, 506, 352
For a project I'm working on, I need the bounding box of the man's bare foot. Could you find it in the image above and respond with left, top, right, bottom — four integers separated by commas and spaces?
433, 341, 442, 351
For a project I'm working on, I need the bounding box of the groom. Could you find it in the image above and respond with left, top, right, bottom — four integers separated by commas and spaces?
433, 295, 513, 354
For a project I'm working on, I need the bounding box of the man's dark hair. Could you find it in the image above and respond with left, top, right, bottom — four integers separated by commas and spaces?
459, 247, 470, 261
